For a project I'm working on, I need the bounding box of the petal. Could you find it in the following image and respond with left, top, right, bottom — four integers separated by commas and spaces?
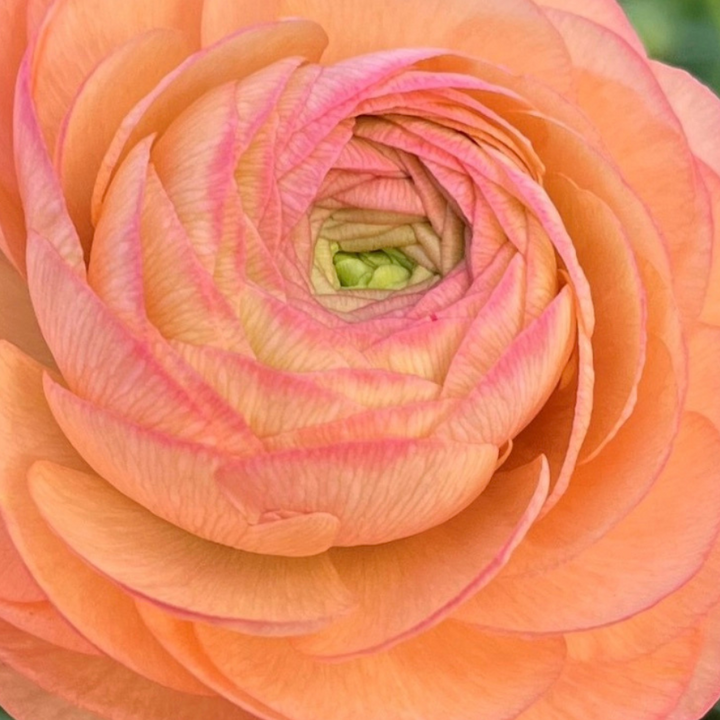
439, 286, 576, 445
0, 619, 258, 720
200, 0, 281, 47
56, 28, 192, 249
28, 462, 355, 636
193, 619, 565, 720
454, 412, 720, 633
279, 0, 574, 95
1, 459, 209, 693
292, 455, 549, 660
687, 325, 720, 432
218, 438, 498, 546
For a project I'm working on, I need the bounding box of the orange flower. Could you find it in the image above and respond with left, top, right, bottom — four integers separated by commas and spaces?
1, 1, 720, 719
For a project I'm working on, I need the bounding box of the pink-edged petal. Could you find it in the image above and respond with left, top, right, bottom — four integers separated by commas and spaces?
92, 20, 328, 221
43, 377, 338, 557
508, 333, 677, 572
29, 0, 204, 151
56, 28, 192, 250
28, 461, 355, 635
363, 317, 471, 383
87, 135, 153, 322
140, 166, 254, 353
26, 231, 258, 450
454, 412, 720, 633
218, 438, 498, 546
439, 286, 576, 445
549, 173, 646, 460
279, 0, 574, 95
193, 618, 565, 720
200, 0, 281, 46
0, 620, 259, 720
292, 455, 549, 660
442, 252, 525, 396
174, 343, 361, 437
1, 460, 210, 693
546, 9, 713, 321
536, 0, 645, 54
14, 57, 84, 274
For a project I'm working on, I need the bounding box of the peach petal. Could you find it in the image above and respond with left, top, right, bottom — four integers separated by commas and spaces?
218, 438, 498, 546
1, 460, 206, 692
293, 455, 549, 660
686, 324, 720, 431
92, 20, 329, 222
28, 462, 355, 635
279, 0, 574, 95
363, 317, 471, 383
14, 57, 84, 274
666, 602, 720, 720
516, 629, 700, 720
535, 0, 645, 54
88, 136, 153, 322
508, 334, 677, 572
140, 167, 254, 353
27, 232, 259, 450
0, 522, 43, 604
56, 28, 192, 251
442, 253, 525, 397
546, 9, 713, 321
0, 600, 96, 657
264, 398, 456, 452
174, 343, 361, 437
439, 286, 576, 445
235, 285, 366, 371
0, 661, 106, 720
195, 619, 565, 720
696, 166, 720, 327
30, 0, 204, 150
200, 0, 281, 47
136, 604, 288, 720
549, 174, 646, 460
454, 413, 720, 633
652, 62, 720, 177
0, 619, 258, 720
0, 0, 27, 270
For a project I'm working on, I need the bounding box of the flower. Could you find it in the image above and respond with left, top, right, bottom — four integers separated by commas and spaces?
1, 0, 720, 718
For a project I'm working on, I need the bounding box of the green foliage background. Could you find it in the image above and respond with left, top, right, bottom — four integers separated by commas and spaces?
0, 1, 719, 719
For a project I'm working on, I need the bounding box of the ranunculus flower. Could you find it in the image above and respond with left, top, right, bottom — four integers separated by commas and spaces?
1, 0, 720, 718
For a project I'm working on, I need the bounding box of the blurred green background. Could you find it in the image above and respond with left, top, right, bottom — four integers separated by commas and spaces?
0, 1, 719, 720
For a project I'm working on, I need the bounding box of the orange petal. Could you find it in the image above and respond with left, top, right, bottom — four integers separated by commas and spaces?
0, 619, 258, 720
454, 412, 720, 633
687, 325, 720, 432
218, 438, 498, 546
200, 0, 281, 47
279, 0, 574, 95
545, 9, 712, 322
194, 619, 565, 720
28, 462, 355, 636
1, 459, 207, 693
549, 173, 646, 461
292, 455, 549, 660
56, 28, 192, 251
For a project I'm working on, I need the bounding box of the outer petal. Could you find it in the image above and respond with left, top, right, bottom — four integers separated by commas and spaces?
454, 413, 720, 633
27, 462, 355, 636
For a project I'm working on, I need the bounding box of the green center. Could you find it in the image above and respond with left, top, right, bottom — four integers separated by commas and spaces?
332, 246, 429, 290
